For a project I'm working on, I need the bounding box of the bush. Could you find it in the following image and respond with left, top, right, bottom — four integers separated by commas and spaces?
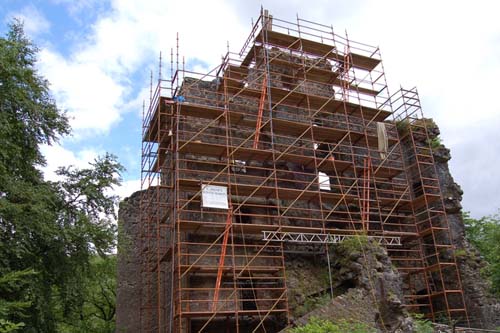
454, 248, 467, 258
426, 136, 441, 150
289, 317, 375, 333
337, 235, 370, 254
413, 314, 434, 333
396, 119, 410, 136
294, 294, 330, 317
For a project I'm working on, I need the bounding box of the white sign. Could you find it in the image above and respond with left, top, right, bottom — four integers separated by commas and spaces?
318, 172, 331, 190
201, 185, 229, 209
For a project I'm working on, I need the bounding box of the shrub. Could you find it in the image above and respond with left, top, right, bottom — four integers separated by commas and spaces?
396, 119, 410, 136
426, 136, 441, 150
454, 248, 467, 258
294, 293, 330, 317
338, 234, 370, 254
289, 317, 375, 333
413, 314, 434, 333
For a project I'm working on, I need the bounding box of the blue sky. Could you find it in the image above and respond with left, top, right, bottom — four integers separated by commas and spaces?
1, 0, 499, 218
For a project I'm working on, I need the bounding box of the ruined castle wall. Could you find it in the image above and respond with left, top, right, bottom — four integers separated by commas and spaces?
117, 45, 499, 330
116, 191, 142, 332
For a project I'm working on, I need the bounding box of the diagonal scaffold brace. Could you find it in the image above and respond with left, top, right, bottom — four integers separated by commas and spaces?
253, 73, 268, 149
212, 208, 233, 311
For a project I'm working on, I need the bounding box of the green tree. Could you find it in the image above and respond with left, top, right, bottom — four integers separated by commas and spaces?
0, 270, 35, 332
0, 19, 69, 182
463, 210, 500, 295
0, 21, 122, 332
55, 256, 116, 333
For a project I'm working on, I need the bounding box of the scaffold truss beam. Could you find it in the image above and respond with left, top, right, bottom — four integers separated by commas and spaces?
262, 231, 402, 246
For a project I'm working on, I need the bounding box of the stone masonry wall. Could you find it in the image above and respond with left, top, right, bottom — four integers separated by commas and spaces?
116, 190, 142, 333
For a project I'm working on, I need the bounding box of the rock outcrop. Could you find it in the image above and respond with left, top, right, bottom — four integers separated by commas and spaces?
429, 121, 500, 329
283, 238, 414, 332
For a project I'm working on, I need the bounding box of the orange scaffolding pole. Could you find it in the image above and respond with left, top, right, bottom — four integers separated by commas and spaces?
212, 208, 233, 311
253, 74, 268, 149
362, 157, 371, 232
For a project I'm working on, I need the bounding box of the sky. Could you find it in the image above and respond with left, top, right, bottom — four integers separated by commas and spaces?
1, 0, 499, 218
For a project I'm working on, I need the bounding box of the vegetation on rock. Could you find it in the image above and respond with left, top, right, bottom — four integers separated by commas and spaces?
289, 317, 375, 333
412, 314, 434, 333
293, 293, 330, 318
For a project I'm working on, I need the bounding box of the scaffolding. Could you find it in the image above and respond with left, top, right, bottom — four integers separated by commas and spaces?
140, 9, 469, 332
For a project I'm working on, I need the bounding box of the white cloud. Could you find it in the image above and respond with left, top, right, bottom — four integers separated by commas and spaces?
36, 0, 248, 138
40, 144, 101, 181
6, 5, 51, 37
31, 0, 500, 217
245, 0, 500, 217
41, 144, 139, 205
38, 49, 126, 137
344, 0, 500, 218
114, 179, 141, 200
123, 85, 150, 118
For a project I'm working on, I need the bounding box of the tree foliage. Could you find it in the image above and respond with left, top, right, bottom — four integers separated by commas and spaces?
0, 19, 69, 182
0, 270, 35, 332
0, 21, 122, 332
55, 256, 116, 333
463, 210, 500, 296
